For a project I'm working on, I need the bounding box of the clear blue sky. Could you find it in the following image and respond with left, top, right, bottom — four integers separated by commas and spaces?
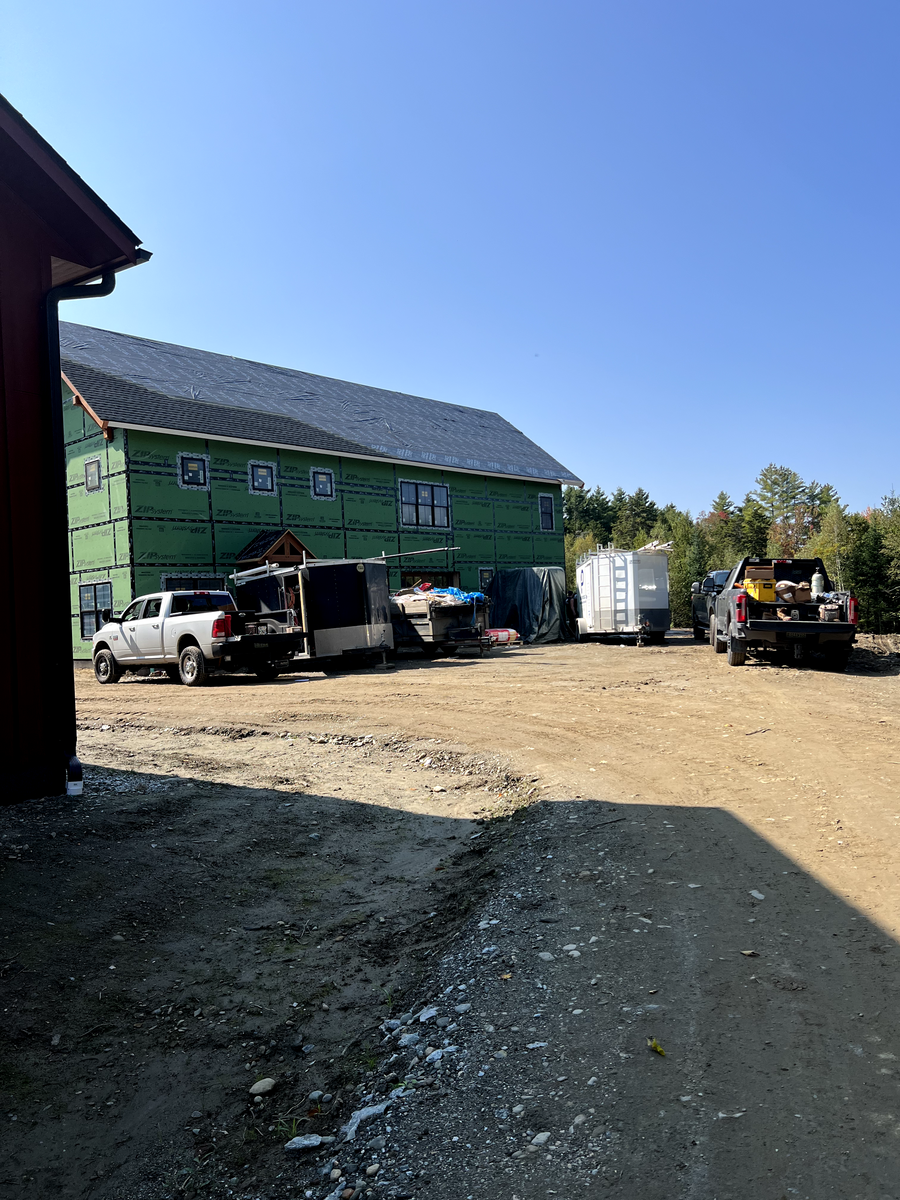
4, 2, 898, 514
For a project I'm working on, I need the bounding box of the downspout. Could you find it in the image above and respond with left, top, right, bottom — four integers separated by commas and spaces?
44, 270, 116, 797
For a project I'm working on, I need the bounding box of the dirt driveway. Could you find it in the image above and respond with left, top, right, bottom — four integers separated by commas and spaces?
2, 634, 899, 1198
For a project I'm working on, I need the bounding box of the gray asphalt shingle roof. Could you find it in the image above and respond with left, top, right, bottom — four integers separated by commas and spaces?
59, 323, 580, 484
62, 361, 381, 461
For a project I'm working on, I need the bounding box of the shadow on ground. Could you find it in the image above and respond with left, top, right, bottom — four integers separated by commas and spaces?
0, 765, 897, 1199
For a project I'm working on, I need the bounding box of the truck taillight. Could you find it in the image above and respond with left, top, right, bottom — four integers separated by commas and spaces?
848, 596, 859, 625
212, 615, 231, 639
735, 592, 748, 623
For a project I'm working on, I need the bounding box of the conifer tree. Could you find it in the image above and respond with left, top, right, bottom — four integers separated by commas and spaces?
752, 464, 806, 522
740, 498, 770, 557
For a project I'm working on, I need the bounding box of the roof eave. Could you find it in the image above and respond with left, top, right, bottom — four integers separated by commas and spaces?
100, 417, 578, 486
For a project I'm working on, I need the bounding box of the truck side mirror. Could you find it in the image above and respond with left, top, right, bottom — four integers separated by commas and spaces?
100, 608, 112, 623
690, 582, 700, 594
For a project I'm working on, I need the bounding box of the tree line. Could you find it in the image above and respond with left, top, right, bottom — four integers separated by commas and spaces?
563, 463, 900, 632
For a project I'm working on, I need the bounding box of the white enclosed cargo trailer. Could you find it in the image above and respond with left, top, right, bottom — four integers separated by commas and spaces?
575, 547, 670, 642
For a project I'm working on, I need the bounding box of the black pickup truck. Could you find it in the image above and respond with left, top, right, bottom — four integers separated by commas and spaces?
690, 569, 730, 638
710, 557, 858, 669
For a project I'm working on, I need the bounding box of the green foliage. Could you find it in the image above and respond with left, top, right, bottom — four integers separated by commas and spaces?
666, 511, 707, 628
611, 488, 659, 548
801, 502, 853, 590
562, 486, 613, 543
565, 531, 598, 590
752, 464, 806, 523
844, 515, 899, 632
740, 498, 770, 558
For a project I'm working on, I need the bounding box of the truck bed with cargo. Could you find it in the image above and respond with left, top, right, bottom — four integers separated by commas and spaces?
710, 557, 858, 668
91, 590, 303, 685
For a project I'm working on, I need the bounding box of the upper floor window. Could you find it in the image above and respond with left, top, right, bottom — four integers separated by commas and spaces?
85, 459, 101, 492
400, 481, 449, 528
538, 493, 555, 532
249, 460, 277, 495
178, 452, 209, 490
311, 467, 335, 499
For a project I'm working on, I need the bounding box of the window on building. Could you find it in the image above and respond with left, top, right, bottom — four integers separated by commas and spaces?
78, 580, 112, 639
538, 493, 555, 532
180, 456, 207, 488
479, 568, 495, 592
84, 459, 101, 492
249, 462, 276, 494
311, 468, 335, 499
400, 481, 449, 527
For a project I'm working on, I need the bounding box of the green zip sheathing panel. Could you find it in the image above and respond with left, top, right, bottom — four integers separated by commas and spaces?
64, 383, 134, 658
65, 412, 565, 657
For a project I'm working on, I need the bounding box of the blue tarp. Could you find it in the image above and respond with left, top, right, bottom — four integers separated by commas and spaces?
428, 587, 486, 604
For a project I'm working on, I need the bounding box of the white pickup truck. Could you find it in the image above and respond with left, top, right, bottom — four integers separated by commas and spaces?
91, 590, 303, 686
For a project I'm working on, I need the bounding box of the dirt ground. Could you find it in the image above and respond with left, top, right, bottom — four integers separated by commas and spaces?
2, 633, 900, 1198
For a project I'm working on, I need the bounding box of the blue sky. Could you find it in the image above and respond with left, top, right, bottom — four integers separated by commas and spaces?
3, 2, 898, 514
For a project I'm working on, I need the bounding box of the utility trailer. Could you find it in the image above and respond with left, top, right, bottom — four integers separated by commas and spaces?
232, 557, 393, 671
575, 546, 670, 643
390, 589, 491, 656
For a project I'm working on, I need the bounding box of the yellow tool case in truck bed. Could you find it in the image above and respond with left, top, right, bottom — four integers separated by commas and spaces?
743, 578, 777, 601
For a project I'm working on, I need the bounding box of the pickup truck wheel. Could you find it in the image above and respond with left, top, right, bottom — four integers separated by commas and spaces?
93, 649, 121, 684
711, 618, 726, 653
179, 646, 209, 687
823, 646, 852, 672
693, 623, 705, 640
255, 662, 280, 681
727, 637, 747, 666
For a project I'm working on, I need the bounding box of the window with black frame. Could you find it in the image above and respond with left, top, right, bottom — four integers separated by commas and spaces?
251, 463, 275, 492
538, 493, 555, 531
78, 580, 113, 638
311, 468, 334, 498
84, 459, 101, 492
181, 456, 207, 487
400, 481, 449, 527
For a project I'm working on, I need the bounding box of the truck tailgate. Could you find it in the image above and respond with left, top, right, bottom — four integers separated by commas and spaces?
746, 619, 855, 635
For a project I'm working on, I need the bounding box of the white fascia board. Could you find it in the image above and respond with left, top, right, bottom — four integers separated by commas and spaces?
105, 420, 581, 487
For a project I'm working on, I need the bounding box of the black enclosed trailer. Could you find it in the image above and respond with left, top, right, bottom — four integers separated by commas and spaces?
232, 558, 393, 670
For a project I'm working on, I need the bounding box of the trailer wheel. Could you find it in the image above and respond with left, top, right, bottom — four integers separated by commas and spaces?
727, 636, 746, 666
255, 662, 281, 681
93, 649, 121, 684
179, 645, 209, 686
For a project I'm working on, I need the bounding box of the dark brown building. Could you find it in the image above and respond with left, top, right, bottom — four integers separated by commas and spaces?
0, 93, 147, 800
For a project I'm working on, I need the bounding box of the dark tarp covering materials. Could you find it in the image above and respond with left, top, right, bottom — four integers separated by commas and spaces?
485, 567, 570, 643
